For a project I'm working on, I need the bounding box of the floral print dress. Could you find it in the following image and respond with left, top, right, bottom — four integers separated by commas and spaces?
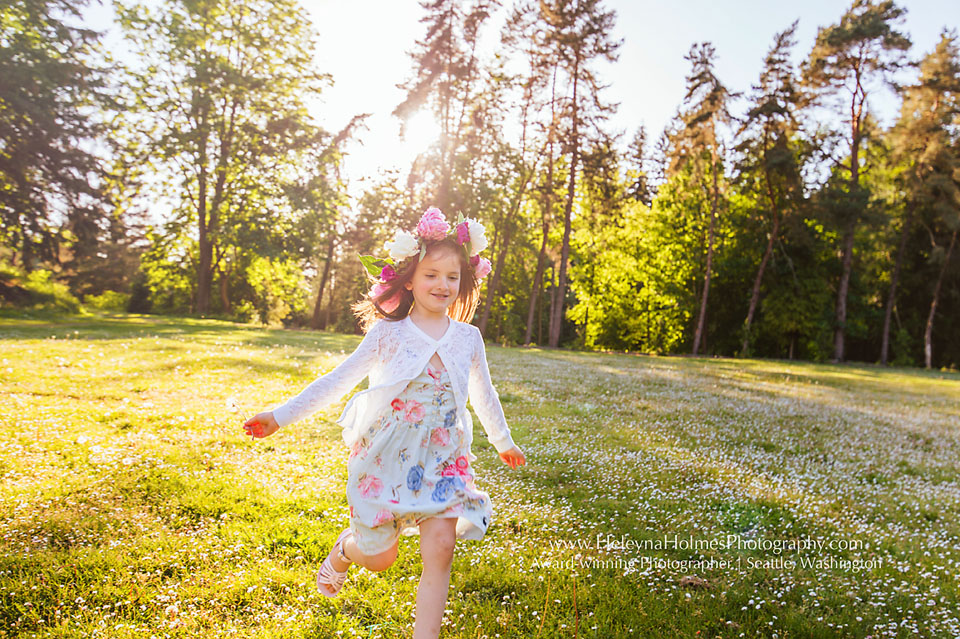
346, 359, 492, 555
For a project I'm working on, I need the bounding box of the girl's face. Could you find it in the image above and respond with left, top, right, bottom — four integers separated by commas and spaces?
404, 248, 462, 317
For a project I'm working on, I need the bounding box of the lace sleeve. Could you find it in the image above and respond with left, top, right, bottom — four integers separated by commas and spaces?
271, 320, 383, 428
467, 326, 516, 454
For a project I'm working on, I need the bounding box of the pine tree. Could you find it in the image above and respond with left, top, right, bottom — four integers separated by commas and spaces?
734, 22, 807, 357
670, 42, 736, 356
802, 0, 910, 362
888, 33, 960, 368
537, 0, 621, 348
0, 0, 111, 272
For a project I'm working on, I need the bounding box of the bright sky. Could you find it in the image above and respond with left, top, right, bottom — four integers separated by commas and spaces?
84, 0, 958, 201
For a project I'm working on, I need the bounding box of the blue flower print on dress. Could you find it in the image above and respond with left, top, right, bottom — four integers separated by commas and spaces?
431, 476, 465, 503
444, 408, 456, 428
407, 463, 424, 492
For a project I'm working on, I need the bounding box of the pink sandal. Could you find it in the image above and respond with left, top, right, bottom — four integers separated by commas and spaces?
316, 528, 353, 597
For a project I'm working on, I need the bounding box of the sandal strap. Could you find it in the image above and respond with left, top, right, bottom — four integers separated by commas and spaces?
317, 557, 347, 589
336, 533, 353, 565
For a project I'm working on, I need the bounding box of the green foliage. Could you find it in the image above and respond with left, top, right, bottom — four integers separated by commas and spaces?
569, 197, 694, 354
0, 261, 82, 313
83, 290, 131, 312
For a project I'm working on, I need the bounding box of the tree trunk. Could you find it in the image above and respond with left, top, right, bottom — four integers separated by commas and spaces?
549, 50, 580, 348
833, 220, 856, 362
741, 212, 779, 357
479, 217, 512, 334
924, 229, 957, 369
881, 210, 913, 364
525, 65, 557, 346
311, 236, 336, 330
524, 220, 549, 345
834, 94, 863, 362
219, 267, 230, 313
197, 160, 212, 314
692, 148, 718, 355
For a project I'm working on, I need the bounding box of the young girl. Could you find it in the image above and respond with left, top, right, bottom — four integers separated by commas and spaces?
243, 207, 526, 639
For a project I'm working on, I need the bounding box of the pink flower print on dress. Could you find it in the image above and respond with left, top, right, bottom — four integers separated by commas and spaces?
404, 400, 425, 422
391, 398, 405, 411
357, 474, 383, 499
430, 427, 450, 447
372, 508, 394, 526
349, 439, 364, 460
442, 455, 472, 477
416, 207, 450, 240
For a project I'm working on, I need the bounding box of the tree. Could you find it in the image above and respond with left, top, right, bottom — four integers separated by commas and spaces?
802, 0, 910, 362
115, 0, 330, 315
670, 42, 735, 355
625, 125, 653, 206
393, 0, 498, 212
734, 22, 807, 356
0, 0, 112, 272
893, 34, 960, 368
537, 0, 621, 348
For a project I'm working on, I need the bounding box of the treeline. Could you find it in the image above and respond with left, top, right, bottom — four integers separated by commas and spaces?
1, 0, 958, 369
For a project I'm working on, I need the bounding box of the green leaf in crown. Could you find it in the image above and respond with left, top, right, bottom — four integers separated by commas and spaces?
358, 254, 394, 278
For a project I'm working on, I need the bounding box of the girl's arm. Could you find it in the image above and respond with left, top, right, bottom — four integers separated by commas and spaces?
467, 326, 517, 454
270, 320, 384, 429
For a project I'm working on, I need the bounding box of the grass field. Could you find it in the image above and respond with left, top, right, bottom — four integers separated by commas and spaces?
1, 311, 959, 638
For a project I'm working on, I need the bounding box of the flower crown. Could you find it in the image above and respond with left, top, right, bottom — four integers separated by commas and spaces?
358, 207, 493, 313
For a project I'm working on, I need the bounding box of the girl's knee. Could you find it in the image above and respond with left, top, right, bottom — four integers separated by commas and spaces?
420, 524, 456, 566
365, 542, 399, 572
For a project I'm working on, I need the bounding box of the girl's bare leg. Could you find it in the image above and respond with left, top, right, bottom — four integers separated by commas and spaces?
413, 517, 457, 639
332, 533, 398, 573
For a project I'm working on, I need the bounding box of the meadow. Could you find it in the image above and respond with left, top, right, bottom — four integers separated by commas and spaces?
1, 312, 959, 638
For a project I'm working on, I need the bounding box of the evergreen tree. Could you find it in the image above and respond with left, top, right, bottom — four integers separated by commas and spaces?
892, 34, 960, 368
537, 0, 621, 348
393, 0, 498, 212
670, 42, 735, 355
802, 0, 910, 362
734, 22, 807, 356
0, 0, 112, 272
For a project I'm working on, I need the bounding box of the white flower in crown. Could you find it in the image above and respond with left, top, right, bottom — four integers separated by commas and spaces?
465, 218, 488, 256
383, 229, 420, 262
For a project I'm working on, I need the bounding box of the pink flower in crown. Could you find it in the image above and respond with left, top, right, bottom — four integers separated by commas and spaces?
358, 475, 383, 499
455, 221, 470, 245
372, 508, 394, 526
404, 400, 425, 422
380, 264, 397, 281
371, 282, 402, 313
417, 207, 450, 240
472, 256, 492, 279
430, 427, 450, 447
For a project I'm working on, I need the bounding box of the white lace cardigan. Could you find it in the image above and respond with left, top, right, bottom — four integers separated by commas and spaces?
271, 315, 517, 460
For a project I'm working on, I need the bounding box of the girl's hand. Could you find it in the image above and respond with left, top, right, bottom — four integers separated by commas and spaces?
244, 412, 279, 439
499, 446, 526, 469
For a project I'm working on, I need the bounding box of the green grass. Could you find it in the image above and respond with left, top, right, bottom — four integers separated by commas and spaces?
2, 311, 959, 638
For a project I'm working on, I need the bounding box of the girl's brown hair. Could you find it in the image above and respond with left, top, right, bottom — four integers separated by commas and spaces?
351, 236, 481, 333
